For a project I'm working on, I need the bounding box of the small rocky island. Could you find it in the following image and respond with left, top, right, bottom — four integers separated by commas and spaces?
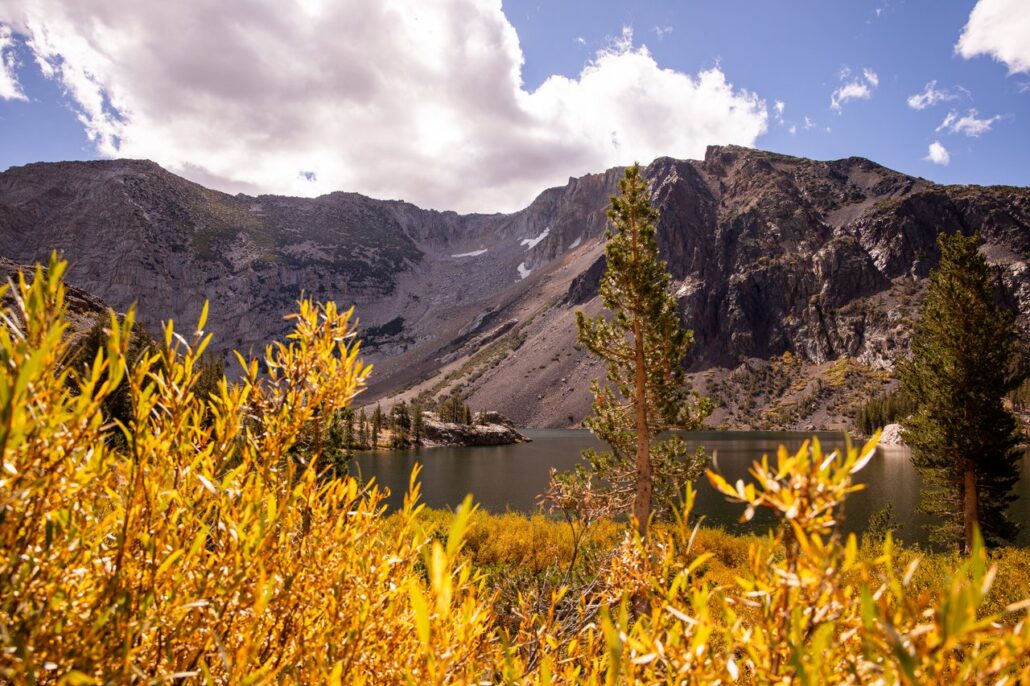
419, 411, 528, 448
353, 401, 528, 451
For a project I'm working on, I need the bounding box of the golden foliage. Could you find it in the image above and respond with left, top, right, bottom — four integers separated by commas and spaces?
2, 257, 1028, 684
503, 438, 1030, 684
0, 256, 495, 684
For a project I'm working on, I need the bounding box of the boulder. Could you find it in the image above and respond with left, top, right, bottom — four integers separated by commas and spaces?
879, 423, 906, 446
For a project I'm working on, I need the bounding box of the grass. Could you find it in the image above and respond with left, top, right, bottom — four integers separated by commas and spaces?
410, 507, 1030, 618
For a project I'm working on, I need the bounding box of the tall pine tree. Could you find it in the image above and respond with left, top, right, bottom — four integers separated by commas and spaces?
899, 232, 1022, 552
370, 403, 382, 449
561, 163, 711, 536
412, 402, 424, 445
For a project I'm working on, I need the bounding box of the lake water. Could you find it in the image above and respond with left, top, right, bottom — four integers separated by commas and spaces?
352, 429, 1030, 547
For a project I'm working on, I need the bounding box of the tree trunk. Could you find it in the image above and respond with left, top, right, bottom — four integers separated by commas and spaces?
962, 463, 979, 555
633, 318, 651, 537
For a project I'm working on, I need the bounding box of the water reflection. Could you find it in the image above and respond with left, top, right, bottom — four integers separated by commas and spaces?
351, 429, 1029, 547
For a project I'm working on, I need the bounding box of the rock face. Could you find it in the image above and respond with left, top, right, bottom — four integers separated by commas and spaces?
419, 412, 527, 448
0, 256, 108, 338
2, 146, 1027, 430
879, 423, 907, 447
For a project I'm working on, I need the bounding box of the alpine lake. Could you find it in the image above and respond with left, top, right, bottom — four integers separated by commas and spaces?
352, 429, 1030, 547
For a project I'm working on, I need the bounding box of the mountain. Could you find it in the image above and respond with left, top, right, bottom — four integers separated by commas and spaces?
1, 146, 1027, 430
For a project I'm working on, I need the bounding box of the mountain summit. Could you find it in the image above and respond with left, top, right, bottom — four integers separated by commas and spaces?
2, 146, 1026, 429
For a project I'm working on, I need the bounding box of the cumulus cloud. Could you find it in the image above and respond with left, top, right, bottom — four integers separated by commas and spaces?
956, 0, 1030, 74
906, 80, 965, 110
0, 23, 25, 100
924, 141, 950, 165
936, 109, 1002, 136
831, 67, 878, 112
0, 2, 768, 213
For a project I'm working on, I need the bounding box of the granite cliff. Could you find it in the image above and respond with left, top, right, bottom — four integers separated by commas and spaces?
1, 146, 1026, 429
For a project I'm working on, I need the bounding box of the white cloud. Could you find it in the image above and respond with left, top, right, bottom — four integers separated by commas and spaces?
803, 116, 816, 130
653, 25, 672, 39
788, 124, 796, 135
831, 83, 870, 111
575, 36, 586, 45
0, 23, 26, 100
773, 100, 785, 123
936, 109, 1002, 136
956, 0, 1030, 74
906, 80, 964, 110
924, 141, 950, 165
0, 3, 768, 213
830, 67, 878, 112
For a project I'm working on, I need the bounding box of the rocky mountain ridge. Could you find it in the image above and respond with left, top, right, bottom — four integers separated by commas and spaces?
1, 146, 1027, 429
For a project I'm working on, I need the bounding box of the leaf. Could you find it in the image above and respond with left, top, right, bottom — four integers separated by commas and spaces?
408, 584, 430, 646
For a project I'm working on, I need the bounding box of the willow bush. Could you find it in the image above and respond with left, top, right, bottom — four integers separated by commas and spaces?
0, 257, 495, 684
2, 257, 1028, 684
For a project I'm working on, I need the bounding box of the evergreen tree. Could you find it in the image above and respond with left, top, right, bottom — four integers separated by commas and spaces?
357, 408, 368, 448
899, 232, 1023, 552
854, 389, 915, 436
559, 163, 711, 536
438, 393, 465, 423
371, 403, 382, 449
391, 401, 411, 448
463, 403, 472, 426
412, 402, 424, 445
342, 409, 354, 459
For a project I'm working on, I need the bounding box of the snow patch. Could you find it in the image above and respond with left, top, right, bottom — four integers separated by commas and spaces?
569, 235, 582, 249
520, 227, 550, 251
451, 249, 488, 258
516, 262, 532, 280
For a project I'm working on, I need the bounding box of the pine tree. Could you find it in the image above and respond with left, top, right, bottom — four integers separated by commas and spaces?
463, 403, 472, 426
438, 393, 465, 423
391, 401, 411, 448
357, 408, 368, 448
371, 403, 382, 449
899, 232, 1023, 552
412, 402, 424, 445
563, 163, 711, 536
342, 409, 354, 459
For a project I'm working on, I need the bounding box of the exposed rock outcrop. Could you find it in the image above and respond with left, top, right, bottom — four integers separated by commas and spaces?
879, 423, 907, 447
0, 256, 107, 338
419, 411, 527, 448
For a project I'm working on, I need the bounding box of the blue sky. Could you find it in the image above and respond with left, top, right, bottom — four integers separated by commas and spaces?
506, 0, 1028, 186
0, 1, 1027, 211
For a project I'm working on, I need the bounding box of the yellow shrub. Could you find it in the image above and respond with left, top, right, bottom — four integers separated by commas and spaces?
0, 257, 497, 684
2, 257, 1028, 684
506, 438, 1030, 684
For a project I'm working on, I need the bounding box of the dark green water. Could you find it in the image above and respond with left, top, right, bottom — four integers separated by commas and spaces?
352, 429, 1030, 547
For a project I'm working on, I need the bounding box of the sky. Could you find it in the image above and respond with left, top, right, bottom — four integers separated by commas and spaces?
0, 0, 1028, 213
